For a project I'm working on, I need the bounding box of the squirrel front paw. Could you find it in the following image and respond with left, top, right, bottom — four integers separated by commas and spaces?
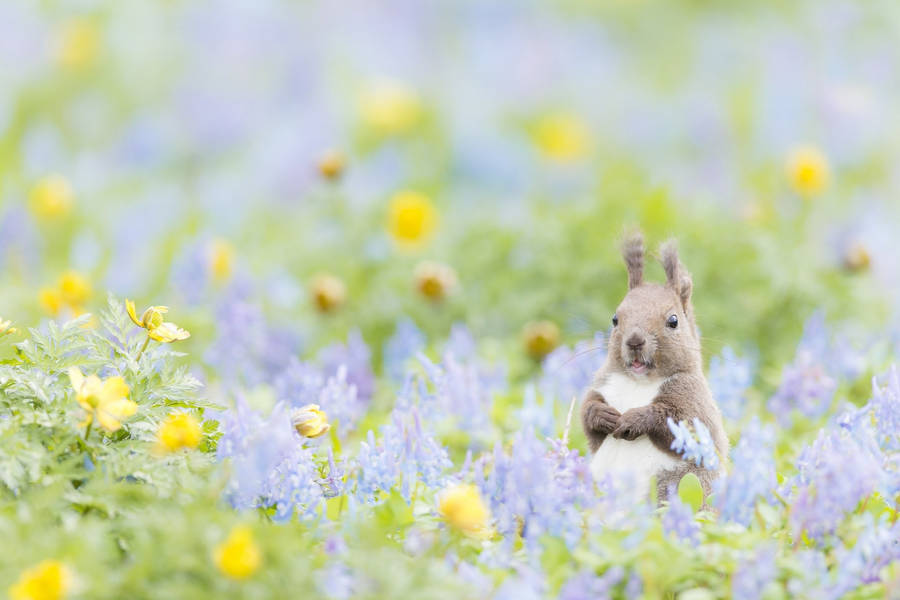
583, 401, 622, 434
611, 408, 647, 440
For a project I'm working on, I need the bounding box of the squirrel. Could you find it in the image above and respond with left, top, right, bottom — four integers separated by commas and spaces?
581, 231, 728, 502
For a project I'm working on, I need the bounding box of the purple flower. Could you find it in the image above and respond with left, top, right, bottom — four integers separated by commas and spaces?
768, 312, 864, 425
787, 427, 882, 540
215, 399, 324, 520
662, 491, 701, 545
383, 318, 426, 382
204, 291, 301, 387
474, 430, 593, 550
732, 546, 777, 600
539, 332, 606, 406
517, 385, 556, 437
418, 348, 506, 439
354, 406, 452, 503
833, 517, 900, 593
318, 330, 375, 403
558, 566, 624, 600
667, 418, 719, 470
708, 346, 754, 421
714, 417, 777, 526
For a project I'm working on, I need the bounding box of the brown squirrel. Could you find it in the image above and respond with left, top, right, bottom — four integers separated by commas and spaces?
581, 232, 728, 501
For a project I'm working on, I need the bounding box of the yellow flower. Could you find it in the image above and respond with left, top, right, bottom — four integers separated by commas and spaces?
213, 526, 261, 580
438, 484, 491, 536
39, 289, 63, 316
533, 113, 591, 163
68, 367, 136, 432
156, 412, 202, 453
290, 404, 331, 439
522, 320, 560, 360
8, 559, 72, 600
56, 18, 100, 70
1, 317, 17, 337
58, 271, 91, 309
359, 80, 423, 136
126, 300, 190, 343
29, 175, 74, 220
39, 272, 91, 317
310, 274, 346, 313
414, 261, 458, 302
387, 191, 437, 247
785, 145, 830, 197
318, 150, 346, 180
208, 239, 235, 284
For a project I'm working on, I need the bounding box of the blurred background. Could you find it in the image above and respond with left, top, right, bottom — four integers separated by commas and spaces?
1, 0, 899, 383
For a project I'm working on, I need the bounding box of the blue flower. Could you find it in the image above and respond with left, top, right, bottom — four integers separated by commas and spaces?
732, 546, 777, 600
558, 567, 624, 600
707, 346, 754, 421
662, 490, 701, 545
713, 417, 777, 526
667, 418, 720, 470
383, 318, 426, 382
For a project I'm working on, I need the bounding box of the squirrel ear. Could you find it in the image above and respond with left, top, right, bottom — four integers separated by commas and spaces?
660, 240, 692, 306
622, 231, 644, 290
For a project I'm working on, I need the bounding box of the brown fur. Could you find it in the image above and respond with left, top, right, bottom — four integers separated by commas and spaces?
581, 232, 729, 500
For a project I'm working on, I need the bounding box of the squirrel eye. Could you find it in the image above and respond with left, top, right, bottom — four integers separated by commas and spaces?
612, 314, 618, 327
666, 314, 678, 329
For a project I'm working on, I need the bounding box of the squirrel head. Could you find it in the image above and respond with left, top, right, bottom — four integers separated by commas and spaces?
608, 232, 701, 379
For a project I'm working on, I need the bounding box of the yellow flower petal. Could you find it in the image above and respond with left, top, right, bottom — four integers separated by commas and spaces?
214, 525, 261, 580
387, 191, 437, 246
100, 376, 130, 401
125, 299, 142, 327
8, 559, 72, 600
148, 322, 190, 343
96, 397, 138, 432
67, 367, 85, 391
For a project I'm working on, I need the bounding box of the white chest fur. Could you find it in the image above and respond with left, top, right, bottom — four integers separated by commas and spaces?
589, 373, 682, 497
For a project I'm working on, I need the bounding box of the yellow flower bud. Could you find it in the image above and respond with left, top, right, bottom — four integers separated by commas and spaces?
522, 320, 560, 360
785, 145, 830, 197
29, 175, 74, 220
318, 150, 346, 180
0, 318, 15, 337
387, 191, 437, 247
414, 261, 458, 302
213, 526, 261, 580
438, 484, 490, 536
8, 559, 72, 600
140, 306, 166, 330
291, 404, 331, 439
311, 274, 346, 313
843, 242, 870, 272
157, 413, 202, 453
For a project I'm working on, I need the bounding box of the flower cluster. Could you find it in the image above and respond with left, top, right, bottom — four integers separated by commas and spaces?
667, 418, 720, 470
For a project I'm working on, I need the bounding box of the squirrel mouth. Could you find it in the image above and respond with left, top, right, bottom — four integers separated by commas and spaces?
630, 359, 649, 374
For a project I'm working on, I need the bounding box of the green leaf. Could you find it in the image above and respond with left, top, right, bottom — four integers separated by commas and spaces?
678, 472, 704, 513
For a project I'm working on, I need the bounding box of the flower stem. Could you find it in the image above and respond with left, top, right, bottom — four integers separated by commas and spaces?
135, 335, 151, 362
83, 420, 93, 442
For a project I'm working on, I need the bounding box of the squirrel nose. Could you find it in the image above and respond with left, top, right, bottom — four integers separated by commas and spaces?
626, 334, 646, 349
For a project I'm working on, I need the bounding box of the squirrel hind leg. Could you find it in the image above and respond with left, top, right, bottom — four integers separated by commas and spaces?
656, 466, 717, 507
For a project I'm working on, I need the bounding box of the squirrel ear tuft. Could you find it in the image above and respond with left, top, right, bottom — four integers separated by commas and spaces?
660, 240, 692, 306
621, 231, 644, 290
